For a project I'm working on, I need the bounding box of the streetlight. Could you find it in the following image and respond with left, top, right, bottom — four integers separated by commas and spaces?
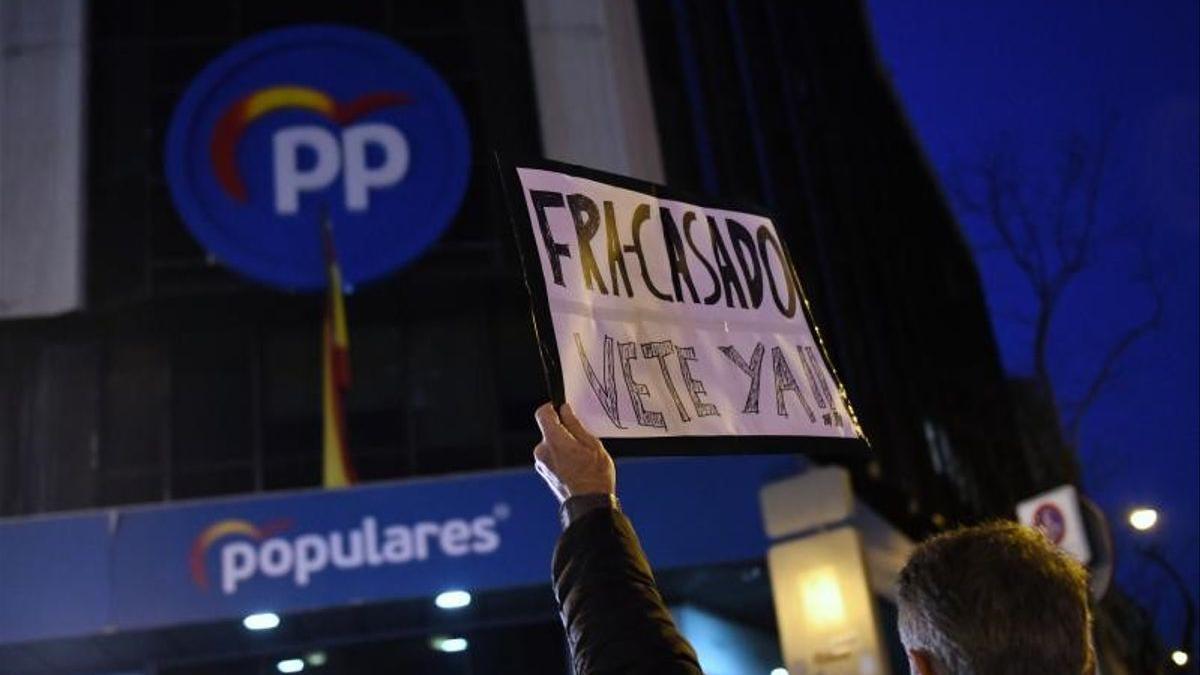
430, 635, 469, 653
276, 659, 305, 673
1126, 509, 1196, 670
1128, 507, 1159, 532
242, 612, 281, 631
434, 589, 472, 610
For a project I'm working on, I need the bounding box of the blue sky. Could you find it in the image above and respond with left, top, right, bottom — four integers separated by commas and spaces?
865, 0, 1199, 654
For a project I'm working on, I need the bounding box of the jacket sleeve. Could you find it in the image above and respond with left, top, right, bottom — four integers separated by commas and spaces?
552, 506, 703, 675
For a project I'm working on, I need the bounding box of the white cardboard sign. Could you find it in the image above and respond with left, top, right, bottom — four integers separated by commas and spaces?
502, 160, 866, 455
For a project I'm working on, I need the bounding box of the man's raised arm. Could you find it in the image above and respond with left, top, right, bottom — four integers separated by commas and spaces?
533, 403, 703, 675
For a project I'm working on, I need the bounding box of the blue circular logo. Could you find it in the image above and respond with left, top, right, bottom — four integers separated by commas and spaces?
165, 25, 471, 290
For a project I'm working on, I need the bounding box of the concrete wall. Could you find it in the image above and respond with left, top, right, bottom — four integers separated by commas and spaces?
523, 0, 664, 183
0, 0, 86, 318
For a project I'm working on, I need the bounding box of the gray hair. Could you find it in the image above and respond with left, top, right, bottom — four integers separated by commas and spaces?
897, 521, 1094, 675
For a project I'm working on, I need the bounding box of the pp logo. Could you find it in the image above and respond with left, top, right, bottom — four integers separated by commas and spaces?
212, 86, 412, 214
166, 26, 470, 290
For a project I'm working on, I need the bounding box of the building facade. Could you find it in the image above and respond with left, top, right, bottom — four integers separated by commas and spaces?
0, 1, 1051, 673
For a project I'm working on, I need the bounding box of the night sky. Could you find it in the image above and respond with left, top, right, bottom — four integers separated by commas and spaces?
866, 0, 1198, 653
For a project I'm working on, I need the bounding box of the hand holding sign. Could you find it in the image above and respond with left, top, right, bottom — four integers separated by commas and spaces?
533, 403, 616, 504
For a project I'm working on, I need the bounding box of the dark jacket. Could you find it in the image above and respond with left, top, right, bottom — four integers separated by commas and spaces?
552, 506, 703, 674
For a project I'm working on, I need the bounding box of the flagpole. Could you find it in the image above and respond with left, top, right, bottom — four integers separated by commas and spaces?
320, 212, 357, 488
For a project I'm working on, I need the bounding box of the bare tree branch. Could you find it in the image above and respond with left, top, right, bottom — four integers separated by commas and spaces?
998, 309, 1036, 327
954, 119, 1163, 458
974, 154, 1046, 293
1051, 136, 1085, 268
1063, 234, 1164, 444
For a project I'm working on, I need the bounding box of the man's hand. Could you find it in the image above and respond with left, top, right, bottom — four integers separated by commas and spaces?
533, 402, 616, 504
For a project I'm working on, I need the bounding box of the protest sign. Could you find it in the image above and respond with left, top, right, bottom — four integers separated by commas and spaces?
499, 158, 867, 456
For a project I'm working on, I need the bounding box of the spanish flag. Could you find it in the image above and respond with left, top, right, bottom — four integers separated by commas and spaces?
322, 217, 356, 488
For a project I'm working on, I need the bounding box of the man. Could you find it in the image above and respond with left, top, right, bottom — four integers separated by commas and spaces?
532, 403, 1095, 675
896, 522, 1095, 675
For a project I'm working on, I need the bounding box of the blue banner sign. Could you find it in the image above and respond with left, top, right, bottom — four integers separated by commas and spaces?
165, 25, 471, 290
0, 515, 110, 644
0, 456, 798, 644
111, 469, 558, 631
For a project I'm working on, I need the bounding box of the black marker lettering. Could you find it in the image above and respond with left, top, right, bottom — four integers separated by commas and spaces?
660, 208, 700, 303
726, 218, 763, 309
574, 333, 624, 428
641, 340, 690, 423
758, 226, 797, 318
530, 190, 570, 287
625, 204, 674, 302
619, 340, 666, 429
772, 346, 815, 421
566, 194, 608, 294
797, 345, 829, 409
676, 345, 719, 417
602, 200, 634, 297
718, 343, 764, 414
708, 216, 747, 308
683, 212, 721, 305
801, 345, 843, 427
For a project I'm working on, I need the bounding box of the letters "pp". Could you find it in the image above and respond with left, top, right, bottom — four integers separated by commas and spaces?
272, 123, 409, 215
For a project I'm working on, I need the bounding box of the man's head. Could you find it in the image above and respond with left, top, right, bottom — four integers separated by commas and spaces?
897, 521, 1094, 675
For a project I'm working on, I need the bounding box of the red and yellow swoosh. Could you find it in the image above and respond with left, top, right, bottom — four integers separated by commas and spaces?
210, 85, 410, 202
189, 517, 291, 589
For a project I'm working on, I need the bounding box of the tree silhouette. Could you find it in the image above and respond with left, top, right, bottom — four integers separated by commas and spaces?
953, 122, 1163, 453
955, 123, 1180, 670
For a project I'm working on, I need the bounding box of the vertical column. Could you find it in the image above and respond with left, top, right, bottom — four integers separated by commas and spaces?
760, 468, 903, 674
0, 0, 86, 318
523, 0, 665, 184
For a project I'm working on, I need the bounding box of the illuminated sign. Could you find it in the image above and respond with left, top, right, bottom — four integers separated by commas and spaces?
3, 456, 793, 642
165, 25, 470, 289
189, 507, 507, 595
